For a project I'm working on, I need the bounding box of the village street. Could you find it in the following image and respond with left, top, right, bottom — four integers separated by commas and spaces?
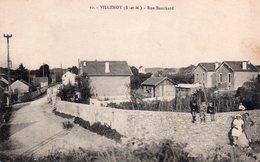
0, 93, 118, 157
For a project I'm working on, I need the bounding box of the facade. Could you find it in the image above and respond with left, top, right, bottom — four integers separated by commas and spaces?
215, 61, 259, 90
141, 77, 175, 98
193, 62, 219, 88
62, 71, 76, 86
10, 80, 32, 94
32, 77, 48, 88
79, 60, 133, 100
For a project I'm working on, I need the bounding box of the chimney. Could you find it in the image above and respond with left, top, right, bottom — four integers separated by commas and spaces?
215, 62, 219, 70
242, 61, 247, 70
105, 62, 110, 73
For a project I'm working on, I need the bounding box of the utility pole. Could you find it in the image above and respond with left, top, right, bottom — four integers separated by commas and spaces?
42, 63, 45, 77
3, 34, 12, 108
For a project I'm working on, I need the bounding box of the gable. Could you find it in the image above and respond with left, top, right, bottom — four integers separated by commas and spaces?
142, 77, 174, 86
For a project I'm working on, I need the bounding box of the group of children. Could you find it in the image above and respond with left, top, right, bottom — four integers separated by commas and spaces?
190, 100, 216, 123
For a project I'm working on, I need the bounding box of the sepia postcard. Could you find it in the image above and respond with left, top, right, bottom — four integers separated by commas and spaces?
0, 0, 260, 161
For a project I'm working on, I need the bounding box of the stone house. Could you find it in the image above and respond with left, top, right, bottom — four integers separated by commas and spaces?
215, 61, 259, 90
141, 77, 175, 98
62, 71, 76, 86
79, 60, 133, 100
10, 80, 32, 95
193, 62, 220, 88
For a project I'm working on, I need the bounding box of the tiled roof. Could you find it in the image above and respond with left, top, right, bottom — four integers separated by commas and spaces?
199, 63, 217, 71
221, 61, 259, 72
141, 77, 174, 86
196, 63, 218, 72
80, 61, 132, 76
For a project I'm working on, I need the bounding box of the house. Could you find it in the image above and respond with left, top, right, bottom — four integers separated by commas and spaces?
62, 71, 76, 86
79, 60, 132, 100
141, 77, 176, 99
175, 83, 202, 96
215, 61, 259, 90
31, 77, 48, 88
10, 80, 32, 95
193, 62, 220, 88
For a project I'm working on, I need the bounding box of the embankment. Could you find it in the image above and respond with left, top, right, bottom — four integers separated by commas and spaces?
55, 100, 260, 156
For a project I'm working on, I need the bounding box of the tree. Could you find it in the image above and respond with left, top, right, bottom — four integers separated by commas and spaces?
38, 64, 50, 77
15, 64, 29, 82
68, 66, 79, 75
130, 66, 152, 89
37, 64, 51, 83
76, 73, 92, 104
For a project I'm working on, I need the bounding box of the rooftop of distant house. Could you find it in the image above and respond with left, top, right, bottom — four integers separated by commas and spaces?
80, 60, 133, 76
217, 61, 259, 72
142, 77, 174, 86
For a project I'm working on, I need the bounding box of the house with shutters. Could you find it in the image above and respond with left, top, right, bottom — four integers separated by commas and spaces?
215, 61, 259, 90
79, 60, 133, 100
141, 77, 176, 99
193, 62, 220, 88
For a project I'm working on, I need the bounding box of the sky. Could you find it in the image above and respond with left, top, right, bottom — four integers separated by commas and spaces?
0, 0, 260, 70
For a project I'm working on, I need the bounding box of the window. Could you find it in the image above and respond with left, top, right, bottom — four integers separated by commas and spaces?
196, 74, 199, 81
219, 73, 222, 83
203, 73, 205, 81
228, 73, 231, 83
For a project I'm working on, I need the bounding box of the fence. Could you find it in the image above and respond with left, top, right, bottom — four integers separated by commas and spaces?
107, 91, 240, 113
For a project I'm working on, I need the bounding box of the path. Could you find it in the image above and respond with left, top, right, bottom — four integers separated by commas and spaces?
0, 94, 118, 157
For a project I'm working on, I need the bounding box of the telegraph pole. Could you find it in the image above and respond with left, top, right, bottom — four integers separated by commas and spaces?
3, 34, 12, 108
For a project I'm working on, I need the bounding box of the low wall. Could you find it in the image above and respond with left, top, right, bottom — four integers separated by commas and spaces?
55, 100, 260, 155
56, 101, 225, 140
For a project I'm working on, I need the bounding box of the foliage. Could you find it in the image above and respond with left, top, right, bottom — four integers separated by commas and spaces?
76, 73, 92, 104
57, 83, 76, 101
236, 79, 260, 110
62, 121, 74, 130
74, 117, 122, 142
130, 66, 152, 89
68, 66, 79, 75
15, 64, 29, 82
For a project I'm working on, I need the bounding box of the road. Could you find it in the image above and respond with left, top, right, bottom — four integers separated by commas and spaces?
0, 94, 118, 157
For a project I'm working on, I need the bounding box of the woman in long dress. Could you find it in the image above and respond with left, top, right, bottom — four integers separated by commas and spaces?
231, 114, 249, 147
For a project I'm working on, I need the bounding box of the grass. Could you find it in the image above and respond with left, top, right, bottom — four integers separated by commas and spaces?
0, 140, 199, 162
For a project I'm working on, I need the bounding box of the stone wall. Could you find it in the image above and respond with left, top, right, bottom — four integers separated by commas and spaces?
55, 100, 260, 156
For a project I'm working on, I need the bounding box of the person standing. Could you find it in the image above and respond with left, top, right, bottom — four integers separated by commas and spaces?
238, 102, 246, 111
231, 114, 246, 146
200, 101, 207, 123
208, 102, 215, 121
242, 113, 255, 143
190, 101, 198, 123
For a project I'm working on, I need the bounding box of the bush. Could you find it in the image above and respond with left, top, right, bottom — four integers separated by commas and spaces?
74, 117, 122, 142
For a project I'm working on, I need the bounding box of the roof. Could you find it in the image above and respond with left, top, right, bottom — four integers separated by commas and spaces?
0, 80, 8, 88
194, 63, 218, 72
13, 80, 32, 87
176, 83, 202, 89
80, 61, 133, 76
141, 77, 174, 86
256, 65, 260, 71
217, 61, 259, 72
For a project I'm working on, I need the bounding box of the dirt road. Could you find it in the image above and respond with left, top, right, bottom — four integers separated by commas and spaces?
0, 94, 118, 157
